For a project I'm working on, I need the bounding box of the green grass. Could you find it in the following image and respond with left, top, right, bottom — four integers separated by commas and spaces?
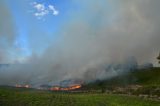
0, 87, 160, 106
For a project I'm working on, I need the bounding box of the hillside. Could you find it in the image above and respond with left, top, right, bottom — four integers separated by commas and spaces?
84, 67, 160, 98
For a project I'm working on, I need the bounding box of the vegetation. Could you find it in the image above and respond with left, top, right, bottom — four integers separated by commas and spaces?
0, 87, 160, 106
0, 67, 160, 106
85, 67, 160, 87
84, 67, 160, 97
157, 53, 160, 64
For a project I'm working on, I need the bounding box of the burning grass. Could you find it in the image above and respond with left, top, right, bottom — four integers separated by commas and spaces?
50, 84, 82, 91
15, 84, 31, 88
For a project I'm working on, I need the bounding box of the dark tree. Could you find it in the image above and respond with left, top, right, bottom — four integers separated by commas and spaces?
157, 53, 160, 64
98, 81, 106, 93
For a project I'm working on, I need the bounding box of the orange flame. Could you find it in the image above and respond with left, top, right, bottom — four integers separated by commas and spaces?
50, 86, 60, 91
15, 84, 30, 88
50, 84, 81, 91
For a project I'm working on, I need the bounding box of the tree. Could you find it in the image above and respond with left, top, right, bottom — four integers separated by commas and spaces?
98, 81, 106, 93
157, 53, 160, 64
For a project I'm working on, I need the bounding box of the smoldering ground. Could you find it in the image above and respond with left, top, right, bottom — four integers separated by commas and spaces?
0, 0, 160, 86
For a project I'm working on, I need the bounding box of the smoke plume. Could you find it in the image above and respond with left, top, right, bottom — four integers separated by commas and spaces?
0, 1, 16, 63
0, 0, 160, 86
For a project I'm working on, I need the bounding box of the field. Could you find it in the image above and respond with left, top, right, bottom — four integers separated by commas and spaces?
0, 87, 160, 106
0, 67, 160, 106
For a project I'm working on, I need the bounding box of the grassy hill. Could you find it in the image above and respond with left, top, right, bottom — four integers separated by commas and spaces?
84, 67, 160, 96
84, 67, 160, 87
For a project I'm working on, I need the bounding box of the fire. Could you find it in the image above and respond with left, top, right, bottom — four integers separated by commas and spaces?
50, 84, 81, 91
15, 84, 30, 88
24, 85, 30, 88
68, 84, 81, 90
50, 86, 60, 91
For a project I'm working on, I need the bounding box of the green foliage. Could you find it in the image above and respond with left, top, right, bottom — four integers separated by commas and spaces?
85, 67, 160, 88
157, 53, 160, 64
0, 88, 160, 106
83, 67, 160, 97
133, 85, 160, 96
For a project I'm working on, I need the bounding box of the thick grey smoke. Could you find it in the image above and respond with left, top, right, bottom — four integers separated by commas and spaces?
0, 1, 16, 63
0, 0, 160, 86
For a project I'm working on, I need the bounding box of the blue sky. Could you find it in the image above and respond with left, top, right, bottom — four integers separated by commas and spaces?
1, 0, 158, 65
0, 0, 113, 63
1, 0, 112, 63
2, 0, 78, 62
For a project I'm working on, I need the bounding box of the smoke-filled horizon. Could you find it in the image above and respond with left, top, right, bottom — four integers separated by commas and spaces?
0, 0, 160, 86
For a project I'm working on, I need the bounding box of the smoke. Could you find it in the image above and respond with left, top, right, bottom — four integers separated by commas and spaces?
0, 0, 160, 86
0, 1, 16, 63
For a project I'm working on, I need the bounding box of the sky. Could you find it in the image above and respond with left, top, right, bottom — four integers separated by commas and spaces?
0, 0, 115, 64
0, 0, 76, 62
0, 0, 160, 85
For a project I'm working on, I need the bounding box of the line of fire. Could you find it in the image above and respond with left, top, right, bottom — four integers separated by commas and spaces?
15, 79, 83, 91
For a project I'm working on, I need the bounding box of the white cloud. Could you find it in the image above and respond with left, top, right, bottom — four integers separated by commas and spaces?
32, 2, 59, 19
48, 5, 59, 16
34, 10, 49, 17
34, 3, 45, 11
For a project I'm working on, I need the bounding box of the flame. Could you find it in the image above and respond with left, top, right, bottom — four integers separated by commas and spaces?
15, 84, 30, 88
50, 84, 81, 91
68, 84, 81, 90
24, 85, 30, 88
50, 86, 60, 91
